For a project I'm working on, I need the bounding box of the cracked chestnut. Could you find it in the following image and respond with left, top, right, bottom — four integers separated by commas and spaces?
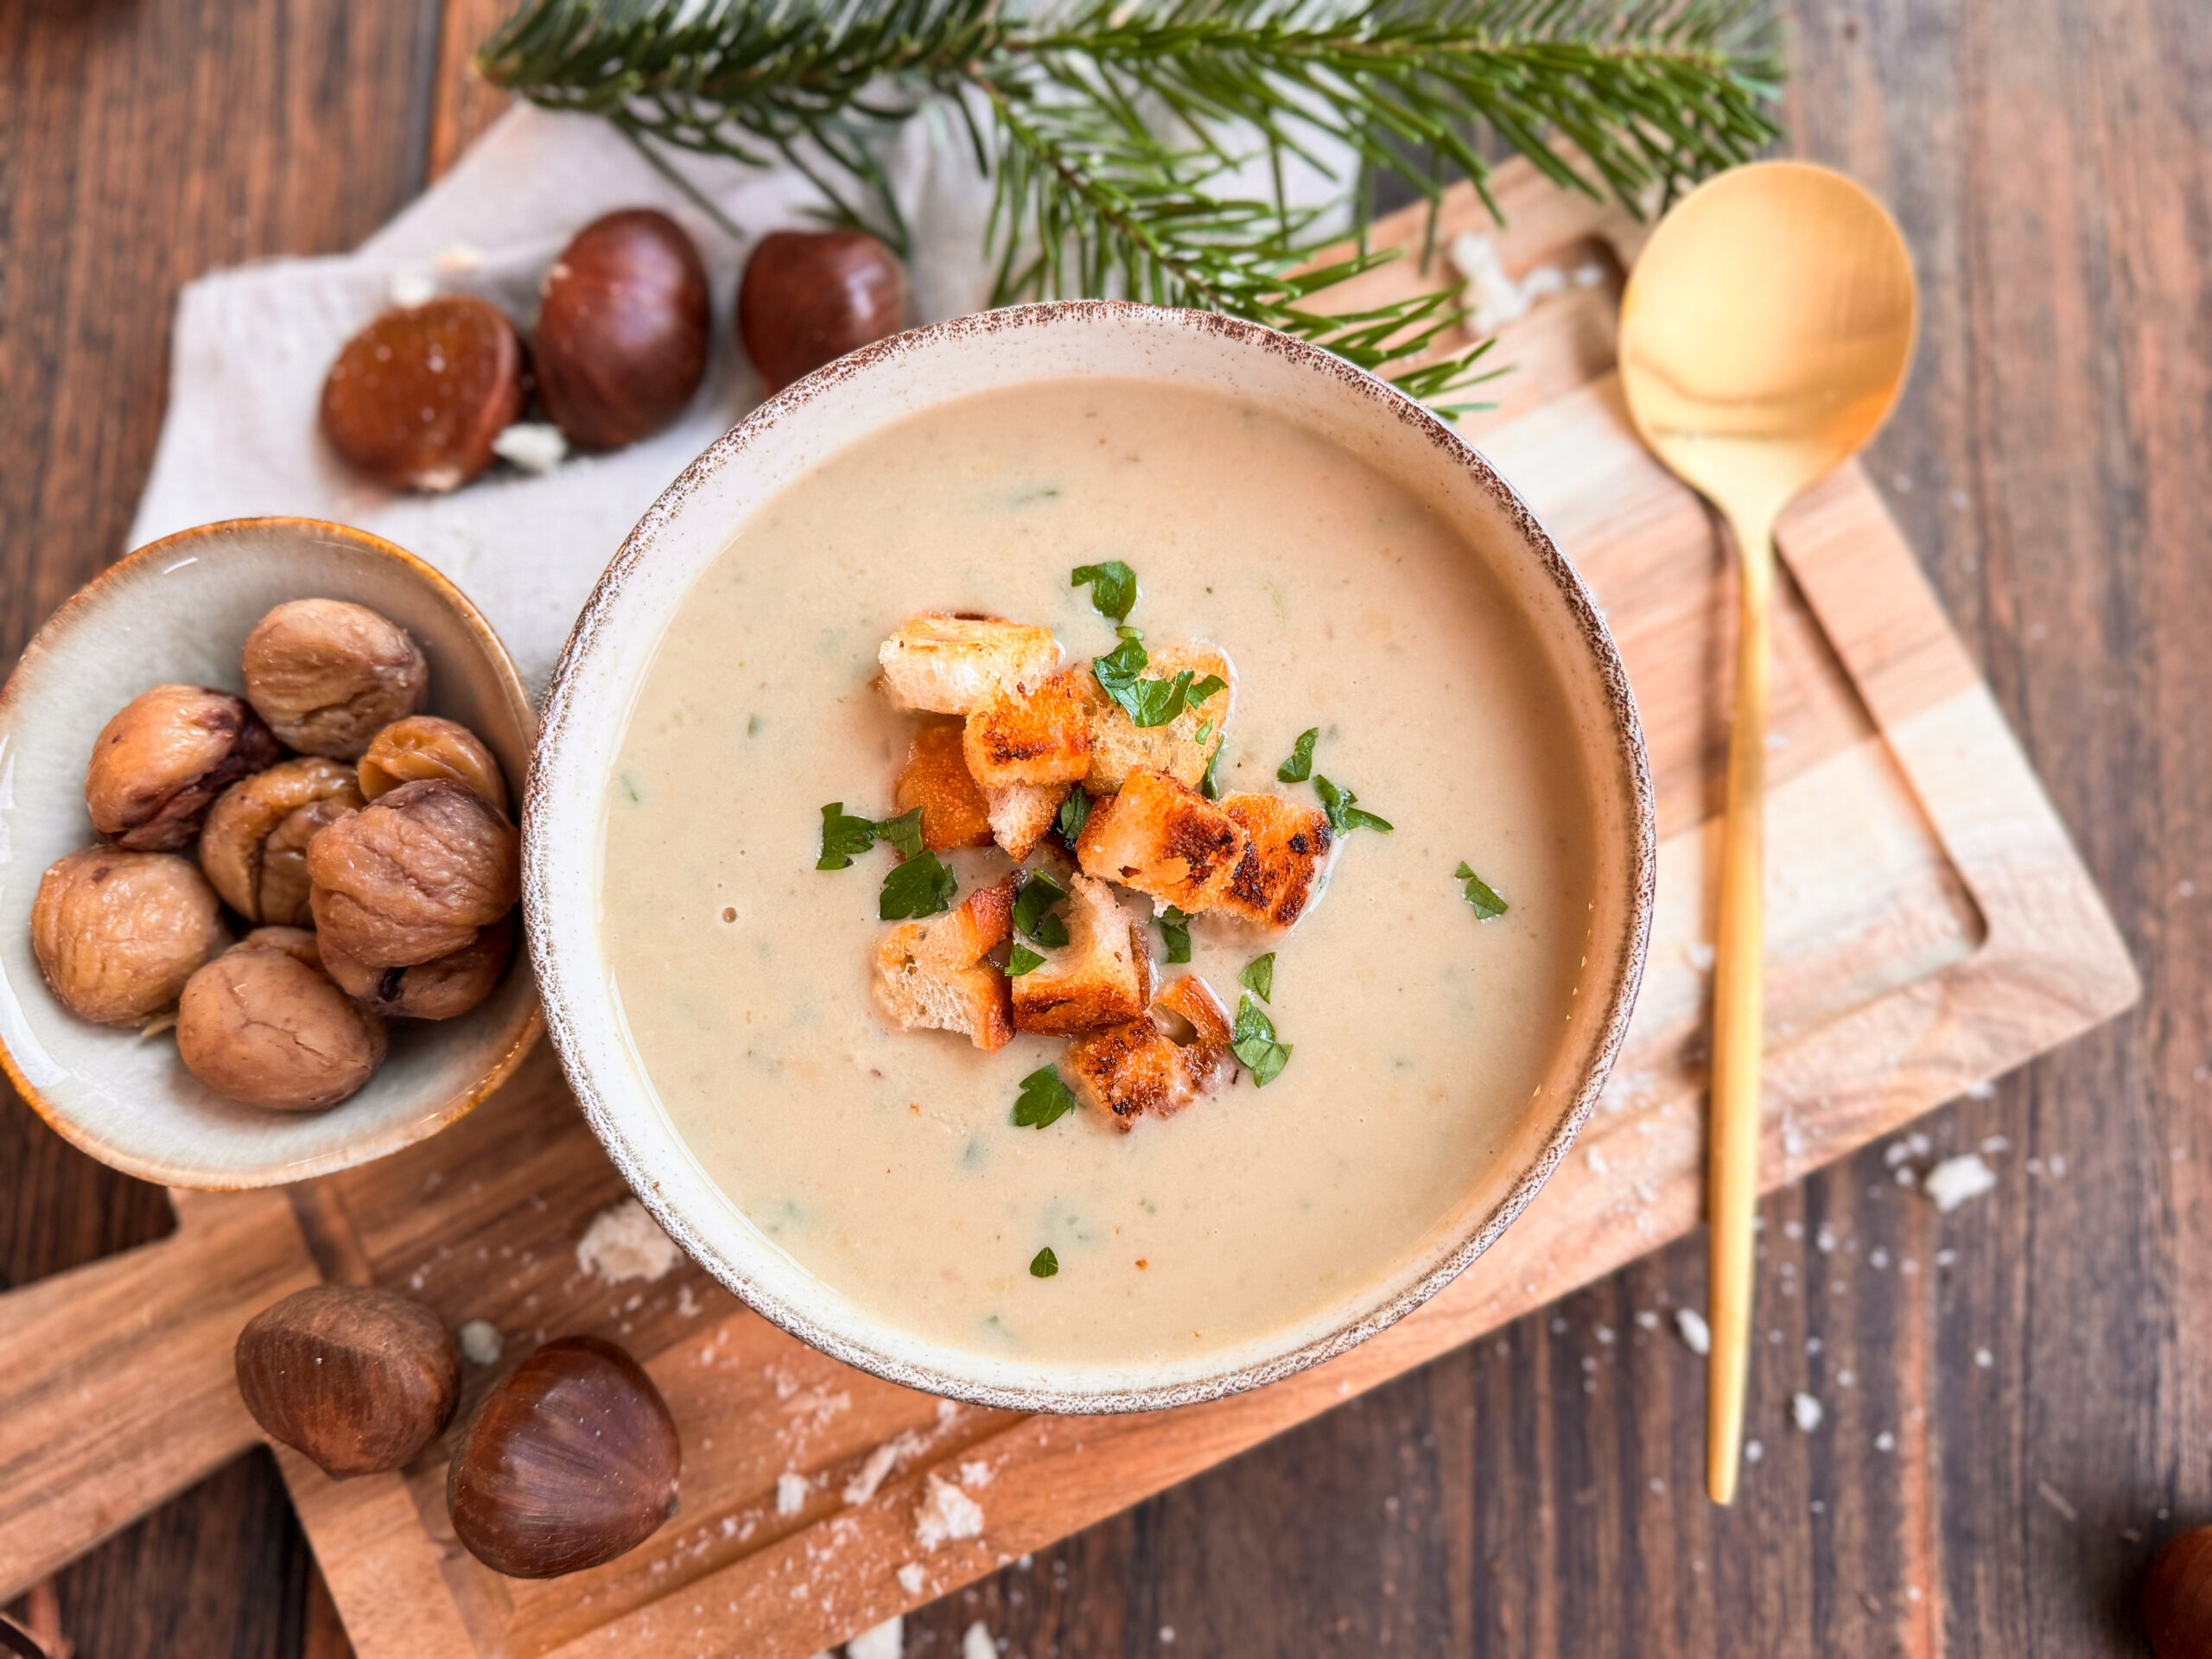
84, 684, 282, 851
176, 931, 387, 1110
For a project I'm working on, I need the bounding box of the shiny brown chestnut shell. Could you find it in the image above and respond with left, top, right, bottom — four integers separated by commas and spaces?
535, 210, 710, 450
85, 684, 283, 851
176, 932, 388, 1110
737, 229, 906, 394
200, 757, 364, 925
31, 847, 229, 1025
242, 599, 429, 760
447, 1335, 681, 1579
305, 779, 520, 969
235, 1285, 461, 1478
2146, 1526, 2212, 1658
321, 912, 515, 1021
320, 296, 526, 493
357, 715, 509, 812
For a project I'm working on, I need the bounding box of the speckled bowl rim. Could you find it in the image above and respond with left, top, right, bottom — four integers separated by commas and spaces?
0, 517, 544, 1190
527, 301, 1656, 1413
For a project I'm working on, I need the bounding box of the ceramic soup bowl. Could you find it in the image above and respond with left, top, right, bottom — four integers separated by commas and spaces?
0, 518, 540, 1188
528, 302, 1655, 1410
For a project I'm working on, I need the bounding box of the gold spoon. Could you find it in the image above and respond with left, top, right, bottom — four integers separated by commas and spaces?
1617, 160, 1917, 1504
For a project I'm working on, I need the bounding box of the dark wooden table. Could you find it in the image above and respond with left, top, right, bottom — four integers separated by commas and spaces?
3, 2, 2206, 1654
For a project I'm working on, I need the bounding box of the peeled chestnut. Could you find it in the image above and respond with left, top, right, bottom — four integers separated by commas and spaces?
357, 715, 509, 811
2146, 1526, 2212, 1657
200, 758, 364, 925
322, 912, 515, 1020
85, 684, 283, 851
307, 779, 519, 969
176, 931, 387, 1110
236, 1285, 461, 1478
737, 228, 906, 393
448, 1335, 680, 1578
31, 847, 228, 1024
535, 209, 710, 450
320, 296, 526, 492
243, 599, 429, 759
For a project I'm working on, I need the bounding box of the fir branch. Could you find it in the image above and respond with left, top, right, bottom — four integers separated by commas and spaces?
480, 0, 1780, 411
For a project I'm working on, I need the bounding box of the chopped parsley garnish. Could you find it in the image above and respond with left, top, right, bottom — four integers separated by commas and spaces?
1232, 995, 1292, 1087
1071, 561, 1138, 621
1455, 861, 1509, 919
878, 849, 958, 919
1090, 634, 1226, 729
1185, 674, 1229, 704
1013, 871, 1071, 946
1030, 1246, 1060, 1278
1239, 952, 1275, 1001
1278, 728, 1319, 783
1198, 743, 1224, 801
1158, 906, 1192, 963
1013, 1065, 1077, 1128
874, 806, 925, 859
1056, 788, 1092, 842
1313, 775, 1393, 835
1008, 941, 1046, 976
816, 803, 879, 869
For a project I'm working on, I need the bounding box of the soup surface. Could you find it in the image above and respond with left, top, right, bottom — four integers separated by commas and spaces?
601, 377, 1595, 1373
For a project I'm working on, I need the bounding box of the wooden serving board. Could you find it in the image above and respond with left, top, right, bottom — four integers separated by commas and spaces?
0, 162, 2138, 1657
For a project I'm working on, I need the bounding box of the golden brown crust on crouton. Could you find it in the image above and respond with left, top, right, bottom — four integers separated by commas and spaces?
1079, 643, 1234, 792
985, 781, 1068, 861
1075, 767, 1249, 912
878, 614, 1060, 715
1217, 792, 1334, 928
893, 721, 995, 850
963, 668, 1093, 788
872, 878, 1014, 1051
1010, 872, 1153, 1035
1066, 975, 1233, 1128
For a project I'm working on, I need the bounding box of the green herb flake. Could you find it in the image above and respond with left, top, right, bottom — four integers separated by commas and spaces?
1231, 994, 1293, 1087
1199, 744, 1224, 801
879, 850, 958, 919
874, 806, 926, 860
1091, 638, 1217, 731
1008, 941, 1046, 976
1012, 1065, 1077, 1128
1014, 871, 1071, 946
1278, 728, 1319, 783
1056, 788, 1092, 842
1185, 674, 1228, 704
1071, 561, 1138, 621
817, 803, 877, 870
1314, 774, 1392, 836
1030, 1246, 1060, 1278
1239, 952, 1275, 1001
1455, 861, 1509, 920
1158, 906, 1192, 963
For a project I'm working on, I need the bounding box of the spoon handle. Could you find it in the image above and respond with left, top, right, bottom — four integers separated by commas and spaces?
1707, 506, 1774, 1505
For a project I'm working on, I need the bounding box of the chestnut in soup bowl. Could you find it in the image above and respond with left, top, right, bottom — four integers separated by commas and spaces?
529, 302, 1655, 1411
0, 518, 540, 1187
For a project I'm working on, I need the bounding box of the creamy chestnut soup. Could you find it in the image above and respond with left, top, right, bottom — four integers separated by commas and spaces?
601, 378, 1595, 1370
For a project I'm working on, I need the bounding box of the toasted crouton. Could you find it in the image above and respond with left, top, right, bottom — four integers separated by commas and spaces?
1216, 792, 1334, 928
878, 614, 1060, 715
986, 781, 1068, 861
894, 721, 995, 850
1075, 767, 1249, 912
1080, 643, 1235, 791
1010, 872, 1152, 1035
963, 668, 1093, 788
1065, 975, 1234, 1129
873, 879, 1016, 1051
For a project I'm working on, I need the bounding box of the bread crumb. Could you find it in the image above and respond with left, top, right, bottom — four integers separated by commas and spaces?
959, 1459, 995, 1489
962, 1620, 995, 1659
1675, 1307, 1711, 1356
777, 1472, 810, 1516
849, 1615, 904, 1659
1744, 1439, 1763, 1464
456, 1319, 502, 1365
387, 268, 435, 308
576, 1198, 682, 1284
1792, 1392, 1823, 1433
493, 422, 569, 474
915, 1472, 985, 1550
896, 1562, 925, 1595
1923, 1153, 1999, 1213
845, 1431, 924, 1505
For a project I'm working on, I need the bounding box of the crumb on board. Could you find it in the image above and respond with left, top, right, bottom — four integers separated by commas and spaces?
1675, 1307, 1711, 1356
845, 1431, 925, 1505
915, 1472, 986, 1550
848, 1615, 904, 1659
777, 1471, 810, 1516
963, 1620, 995, 1659
896, 1562, 925, 1595
456, 1319, 502, 1365
1923, 1152, 1999, 1212
1792, 1392, 1823, 1433
576, 1198, 682, 1285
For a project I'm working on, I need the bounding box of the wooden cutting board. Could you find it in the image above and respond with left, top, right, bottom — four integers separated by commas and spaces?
0, 161, 2138, 1657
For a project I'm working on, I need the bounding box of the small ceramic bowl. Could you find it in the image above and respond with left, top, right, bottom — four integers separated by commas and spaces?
0, 518, 540, 1188
529, 302, 1656, 1411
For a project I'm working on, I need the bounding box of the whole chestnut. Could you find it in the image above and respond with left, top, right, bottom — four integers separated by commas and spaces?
31, 847, 228, 1024
357, 715, 509, 812
321, 912, 515, 1021
305, 778, 519, 968
320, 296, 526, 492
2145, 1525, 2212, 1657
85, 683, 283, 851
737, 228, 906, 393
242, 599, 429, 759
176, 932, 387, 1110
235, 1284, 461, 1478
200, 758, 364, 925
535, 209, 710, 450
448, 1335, 681, 1578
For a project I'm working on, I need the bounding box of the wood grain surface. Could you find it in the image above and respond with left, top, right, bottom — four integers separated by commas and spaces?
0, 2, 2204, 1656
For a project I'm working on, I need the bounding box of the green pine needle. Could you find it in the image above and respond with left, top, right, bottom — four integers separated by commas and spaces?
480, 0, 1780, 413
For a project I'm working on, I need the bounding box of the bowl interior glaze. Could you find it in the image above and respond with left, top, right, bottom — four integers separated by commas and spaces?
528, 302, 1654, 1411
